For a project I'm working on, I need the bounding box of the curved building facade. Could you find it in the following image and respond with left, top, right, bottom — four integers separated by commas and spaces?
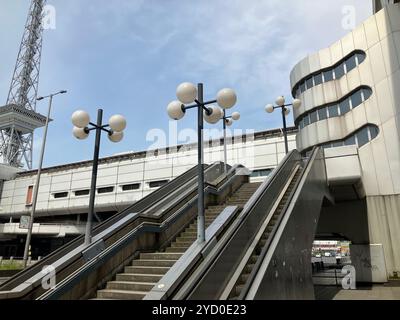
290, 3, 400, 278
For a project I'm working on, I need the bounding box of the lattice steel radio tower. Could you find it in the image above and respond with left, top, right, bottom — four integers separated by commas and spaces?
0, 0, 47, 169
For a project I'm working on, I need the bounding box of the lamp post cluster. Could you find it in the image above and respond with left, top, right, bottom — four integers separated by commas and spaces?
265, 96, 301, 154
23, 83, 302, 265
71, 109, 127, 245
167, 82, 237, 243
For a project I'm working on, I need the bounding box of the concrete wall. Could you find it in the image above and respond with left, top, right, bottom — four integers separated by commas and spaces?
290, 3, 400, 278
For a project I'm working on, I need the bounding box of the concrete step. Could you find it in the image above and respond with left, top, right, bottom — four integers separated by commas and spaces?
165, 247, 188, 253
132, 259, 177, 267
116, 273, 163, 283
97, 289, 146, 300
171, 241, 192, 248
140, 252, 182, 260
124, 266, 170, 274
107, 281, 156, 292
176, 236, 196, 243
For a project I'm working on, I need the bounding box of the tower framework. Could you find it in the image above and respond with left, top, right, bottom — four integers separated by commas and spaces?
0, 0, 47, 169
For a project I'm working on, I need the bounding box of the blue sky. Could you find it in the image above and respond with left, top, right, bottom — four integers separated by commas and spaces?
0, 0, 371, 168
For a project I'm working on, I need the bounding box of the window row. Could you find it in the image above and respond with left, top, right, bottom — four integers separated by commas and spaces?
297, 87, 372, 130
25, 180, 170, 204
321, 125, 379, 150
250, 168, 273, 177
293, 51, 366, 97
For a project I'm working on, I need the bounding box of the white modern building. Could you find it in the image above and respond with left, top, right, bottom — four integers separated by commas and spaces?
290, 2, 400, 279
0, 128, 296, 257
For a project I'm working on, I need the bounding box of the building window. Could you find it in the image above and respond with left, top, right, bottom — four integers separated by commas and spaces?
310, 110, 318, 124
334, 63, 345, 79
300, 82, 306, 93
318, 108, 327, 121
75, 189, 89, 196
149, 180, 169, 188
328, 105, 339, 117
345, 55, 357, 73
53, 192, 68, 199
339, 99, 350, 115
323, 70, 334, 82
122, 183, 141, 191
306, 77, 314, 90
303, 114, 310, 126
97, 187, 114, 194
314, 73, 323, 86
356, 128, 369, 147
26, 185, 33, 206
250, 168, 272, 177
318, 125, 379, 151
292, 50, 367, 97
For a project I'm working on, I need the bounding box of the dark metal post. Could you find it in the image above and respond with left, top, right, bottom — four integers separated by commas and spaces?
281, 106, 289, 154
223, 110, 228, 174
197, 83, 205, 243
85, 109, 103, 246
22, 94, 53, 267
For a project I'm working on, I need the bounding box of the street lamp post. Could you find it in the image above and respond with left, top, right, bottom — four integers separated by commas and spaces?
22, 90, 67, 268
167, 82, 237, 243
71, 109, 126, 246
221, 110, 240, 174
265, 96, 302, 154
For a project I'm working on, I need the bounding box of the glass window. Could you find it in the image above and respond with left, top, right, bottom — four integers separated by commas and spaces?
98, 187, 114, 194
54, 192, 68, 199
351, 91, 363, 108
344, 135, 356, 146
318, 108, 327, 121
300, 82, 306, 93
149, 180, 169, 188
339, 99, 351, 115
75, 190, 89, 196
26, 185, 33, 205
356, 128, 369, 147
332, 141, 344, 148
314, 73, 323, 86
323, 70, 334, 82
328, 104, 339, 117
304, 114, 310, 126
298, 119, 304, 129
122, 184, 141, 191
356, 52, 366, 65
306, 77, 313, 89
345, 55, 357, 72
296, 86, 301, 97
369, 126, 379, 139
362, 87, 372, 101
310, 110, 318, 123
334, 63, 345, 79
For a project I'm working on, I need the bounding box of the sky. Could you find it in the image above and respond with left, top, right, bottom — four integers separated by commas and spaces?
0, 0, 372, 168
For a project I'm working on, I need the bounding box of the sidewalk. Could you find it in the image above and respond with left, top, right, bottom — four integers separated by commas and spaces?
315, 282, 400, 300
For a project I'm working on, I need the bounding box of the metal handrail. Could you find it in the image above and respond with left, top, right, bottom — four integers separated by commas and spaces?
0, 162, 241, 299
38, 164, 245, 300
171, 150, 300, 300
0, 163, 214, 292
238, 147, 319, 299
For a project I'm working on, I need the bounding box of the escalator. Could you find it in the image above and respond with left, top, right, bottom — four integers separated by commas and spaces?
165, 147, 331, 300
95, 183, 260, 300
0, 162, 250, 300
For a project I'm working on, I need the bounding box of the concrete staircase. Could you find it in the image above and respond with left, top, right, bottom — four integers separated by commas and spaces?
95, 182, 261, 300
